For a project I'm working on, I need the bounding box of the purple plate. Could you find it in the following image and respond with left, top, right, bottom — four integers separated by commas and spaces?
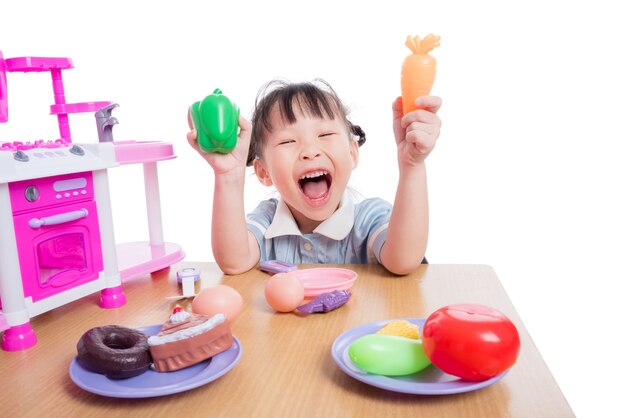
331, 318, 508, 395
69, 325, 242, 398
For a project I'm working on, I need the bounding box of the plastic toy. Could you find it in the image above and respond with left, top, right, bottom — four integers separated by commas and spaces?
259, 260, 298, 275
189, 88, 239, 153
0, 49, 184, 351
264, 272, 305, 313
0, 51, 7, 122
422, 304, 521, 381
94, 103, 119, 143
376, 319, 420, 339
77, 325, 151, 379
289, 267, 357, 298
191, 285, 243, 323
262, 268, 358, 313
176, 267, 200, 298
401, 34, 440, 114
148, 307, 234, 372
348, 333, 431, 376
297, 290, 351, 314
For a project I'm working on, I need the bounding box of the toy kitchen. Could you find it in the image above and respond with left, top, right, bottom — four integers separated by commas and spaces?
0, 50, 184, 351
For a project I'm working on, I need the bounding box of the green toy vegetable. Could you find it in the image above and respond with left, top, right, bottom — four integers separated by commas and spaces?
348, 334, 431, 376
190, 88, 239, 153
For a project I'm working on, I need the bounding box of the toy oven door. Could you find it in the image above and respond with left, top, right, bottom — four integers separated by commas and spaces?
12, 200, 104, 302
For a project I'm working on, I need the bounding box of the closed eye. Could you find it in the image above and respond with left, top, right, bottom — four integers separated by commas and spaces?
319, 132, 335, 138
278, 139, 295, 145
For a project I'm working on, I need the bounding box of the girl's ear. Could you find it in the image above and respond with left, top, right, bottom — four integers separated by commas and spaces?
350, 139, 359, 169
253, 159, 273, 186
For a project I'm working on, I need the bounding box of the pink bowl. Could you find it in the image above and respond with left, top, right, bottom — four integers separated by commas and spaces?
291, 268, 358, 298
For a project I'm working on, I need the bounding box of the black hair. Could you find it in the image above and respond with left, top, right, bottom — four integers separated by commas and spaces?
246, 79, 365, 166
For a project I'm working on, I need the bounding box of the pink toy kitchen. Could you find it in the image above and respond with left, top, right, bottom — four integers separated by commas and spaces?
0, 50, 184, 351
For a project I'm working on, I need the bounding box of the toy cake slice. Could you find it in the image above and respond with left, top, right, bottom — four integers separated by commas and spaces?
148, 306, 234, 372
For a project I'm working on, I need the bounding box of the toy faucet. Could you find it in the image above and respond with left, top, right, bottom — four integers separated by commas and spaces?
95, 103, 119, 142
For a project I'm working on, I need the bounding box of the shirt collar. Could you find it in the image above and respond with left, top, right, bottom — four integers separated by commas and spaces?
264, 194, 355, 240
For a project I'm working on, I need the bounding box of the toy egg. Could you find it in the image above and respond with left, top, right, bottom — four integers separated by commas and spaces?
265, 272, 304, 312
191, 284, 243, 322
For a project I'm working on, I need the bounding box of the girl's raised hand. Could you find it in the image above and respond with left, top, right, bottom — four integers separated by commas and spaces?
186, 112, 252, 176
392, 95, 442, 166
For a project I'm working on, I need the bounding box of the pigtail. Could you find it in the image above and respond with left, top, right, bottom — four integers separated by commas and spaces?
351, 124, 366, 147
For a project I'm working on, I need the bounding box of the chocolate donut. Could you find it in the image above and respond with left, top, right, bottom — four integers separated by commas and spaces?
77, 325, 152, 379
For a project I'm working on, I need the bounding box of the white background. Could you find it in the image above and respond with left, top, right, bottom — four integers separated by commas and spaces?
2, 1, 625, 416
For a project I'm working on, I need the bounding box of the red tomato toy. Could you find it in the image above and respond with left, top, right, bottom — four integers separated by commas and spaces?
422, 304, 521, 381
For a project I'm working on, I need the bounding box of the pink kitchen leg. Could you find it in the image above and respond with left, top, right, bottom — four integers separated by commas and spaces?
2, 322, 37, 351
99, 285, 126, 308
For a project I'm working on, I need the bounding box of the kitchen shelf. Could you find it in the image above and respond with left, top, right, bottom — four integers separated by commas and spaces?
5, 57, 73, 72
113, 141, 176, 165
116, 242, 185, 282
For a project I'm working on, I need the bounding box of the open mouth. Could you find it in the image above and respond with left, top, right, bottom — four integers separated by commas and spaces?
298, 170, 332, 200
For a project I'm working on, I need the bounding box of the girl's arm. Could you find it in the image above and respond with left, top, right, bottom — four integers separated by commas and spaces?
380, 96, 442, 275
211, 167, 260, 274
187, 114, 260, 274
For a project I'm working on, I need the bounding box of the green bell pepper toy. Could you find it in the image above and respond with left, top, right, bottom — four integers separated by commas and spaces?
190, 88, 239, 153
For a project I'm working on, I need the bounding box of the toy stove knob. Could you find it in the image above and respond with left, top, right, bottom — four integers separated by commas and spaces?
14, 150, 29, 162
69, 145, 85, 156
24, 186, 40, 202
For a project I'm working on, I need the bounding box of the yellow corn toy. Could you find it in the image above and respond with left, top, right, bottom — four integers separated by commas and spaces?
376, 320, 420, 340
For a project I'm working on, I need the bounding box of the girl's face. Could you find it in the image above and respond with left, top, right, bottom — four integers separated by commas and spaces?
254, 104, 359, 233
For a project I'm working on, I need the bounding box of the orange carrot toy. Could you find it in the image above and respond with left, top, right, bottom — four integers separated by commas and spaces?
401, 34, 440, 114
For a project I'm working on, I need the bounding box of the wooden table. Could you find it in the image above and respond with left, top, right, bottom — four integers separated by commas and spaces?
0, 263, 573, 417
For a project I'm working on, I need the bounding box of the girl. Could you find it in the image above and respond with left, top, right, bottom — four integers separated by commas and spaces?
187, 79, 441, 275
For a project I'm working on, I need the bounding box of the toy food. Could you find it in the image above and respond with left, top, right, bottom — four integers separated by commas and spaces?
401, 34, 440, 114
189, 88, 239, 153
376, 319, 420, 339
259, 259, 298, 275
76, 325, 151, 379
191, 284, 243, 322
264, 272, 305, 312
348, 333, 431, 376
297, 290, 351, 314
422, 303, 521, 381
148, 306, 234, 372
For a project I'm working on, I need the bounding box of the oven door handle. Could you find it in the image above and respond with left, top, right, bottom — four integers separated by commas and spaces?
28, 208, 89, 229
